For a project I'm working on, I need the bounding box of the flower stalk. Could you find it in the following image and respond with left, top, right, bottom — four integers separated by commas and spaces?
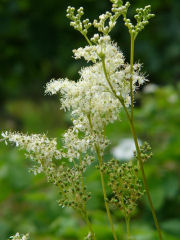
101, 47, 162, 240
128, 32, 163, 240
96, 146, 118, 240
130, 34, 135, 120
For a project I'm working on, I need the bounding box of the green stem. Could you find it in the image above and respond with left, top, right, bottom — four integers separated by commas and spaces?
130, 34, 135, 121
128, 34, 163, 240
101, 51, 162, 240
83, 33, 92, 46
88, 116, 118, 240
96, 146, 118, 240
125, 217, 130, 240
126, 117, 163, 240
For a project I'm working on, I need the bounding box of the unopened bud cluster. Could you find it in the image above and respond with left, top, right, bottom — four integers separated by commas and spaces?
93, 1, 130, 35
66, 6, 91, 36
46, 162, 91, 213
103, 160, 145, 217
134, 142, 153, 162
123, 5, 155, 37
67, 1, 154, 40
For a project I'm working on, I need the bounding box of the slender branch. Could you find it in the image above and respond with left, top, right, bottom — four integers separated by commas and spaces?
101, 56, 122, 101
128, 34, 163, 240
83, 33, 93, 46
130, 34, 135, 120
88, 115, 118, 240
96, 145, 118, 240
126, 119, 163, 240
100, 53, 163, 240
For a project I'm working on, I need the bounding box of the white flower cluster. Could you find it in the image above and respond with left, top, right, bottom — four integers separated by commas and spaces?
46, 37, 146, 138
73, 36, 124, 65
73, 45, 100, 63
1, 131, 61, 174
45, 78, 71, 95
62, 128, 94, 165
1, 129, 95, 174
9, 233, 29, 240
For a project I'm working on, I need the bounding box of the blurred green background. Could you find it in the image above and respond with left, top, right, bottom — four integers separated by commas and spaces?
0, 0, 180, 239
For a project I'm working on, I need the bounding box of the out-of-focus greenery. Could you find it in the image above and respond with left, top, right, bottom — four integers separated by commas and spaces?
0, 86, 180, 240
0, 0, 180, 239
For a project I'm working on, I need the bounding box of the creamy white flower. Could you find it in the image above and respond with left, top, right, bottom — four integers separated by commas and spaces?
61, 128, 95, 164
45, 78, 75, 96
73, 36, 124, 69
73, 46, 100, 63
45, 40, 147, 137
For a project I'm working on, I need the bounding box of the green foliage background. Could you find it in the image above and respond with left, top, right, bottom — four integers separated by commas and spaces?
0, 0, 180, 239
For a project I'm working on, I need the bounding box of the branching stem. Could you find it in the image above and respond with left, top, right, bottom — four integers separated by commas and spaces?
128, 34, 163, 240
101, 45, 163, 240
81, 24, 162, 240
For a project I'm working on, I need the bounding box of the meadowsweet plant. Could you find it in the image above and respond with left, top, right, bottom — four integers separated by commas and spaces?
2, 0, 163, 239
